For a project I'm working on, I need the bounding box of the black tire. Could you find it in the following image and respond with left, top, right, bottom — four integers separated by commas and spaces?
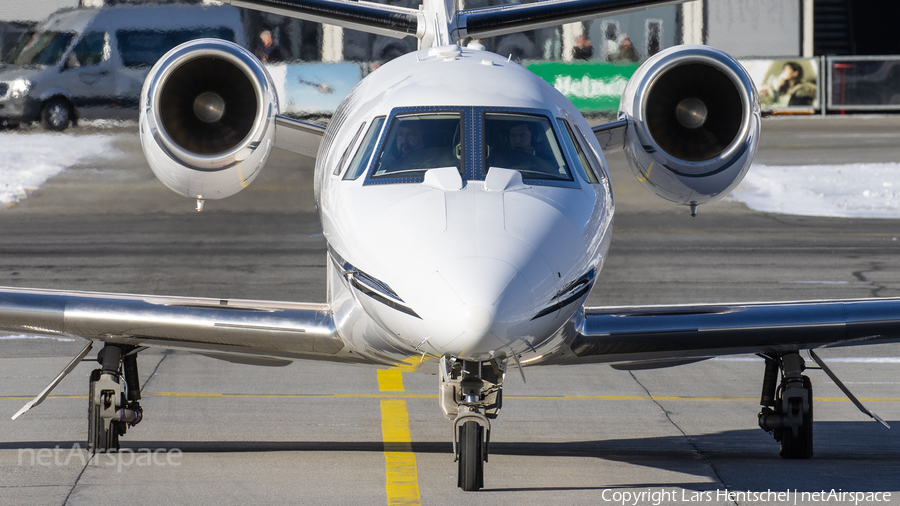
780, 376, 813, 459
457, 420, 484, 491
41, 98, 72, 132
88, 369, 119, 453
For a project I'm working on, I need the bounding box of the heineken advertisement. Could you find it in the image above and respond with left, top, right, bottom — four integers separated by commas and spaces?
524, 62, 640, 113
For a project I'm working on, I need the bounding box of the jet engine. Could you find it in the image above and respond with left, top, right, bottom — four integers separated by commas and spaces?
619, 45, 760, 210
139, 39, 278, 202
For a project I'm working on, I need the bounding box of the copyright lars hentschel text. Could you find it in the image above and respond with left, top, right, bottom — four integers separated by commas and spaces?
601, 488, 891, 505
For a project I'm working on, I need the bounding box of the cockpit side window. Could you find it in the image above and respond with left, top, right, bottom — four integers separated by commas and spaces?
483, 113, 573, 182
334, 121, 366, 176
573, 124, 610, 184
343, 116, 385, 180
370, 113, 464, 179
558, 119, 599, 184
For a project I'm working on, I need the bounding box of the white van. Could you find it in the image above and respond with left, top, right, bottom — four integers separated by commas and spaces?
0, 4, 244, 130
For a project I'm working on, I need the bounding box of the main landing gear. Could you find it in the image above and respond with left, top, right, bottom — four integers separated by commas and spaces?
439, 356, 505, 491
88, 344, 143, 452
758, 352, 813, 458
757, 348, 892, 459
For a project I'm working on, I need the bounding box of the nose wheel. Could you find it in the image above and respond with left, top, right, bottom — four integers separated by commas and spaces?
457, 420, 485, 491
441, 356, 504, 491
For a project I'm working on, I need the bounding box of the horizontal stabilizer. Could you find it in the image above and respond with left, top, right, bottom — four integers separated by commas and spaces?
460, 0, 686, 39
224, 0, 420, 39
225, 0, 684, 44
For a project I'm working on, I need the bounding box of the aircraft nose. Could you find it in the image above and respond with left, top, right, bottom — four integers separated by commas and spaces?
418, 257, 535, 358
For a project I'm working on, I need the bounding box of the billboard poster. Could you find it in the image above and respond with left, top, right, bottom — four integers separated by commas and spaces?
524, 61, 640, 113
740, 58, 820, 111
266, 62, 363, 116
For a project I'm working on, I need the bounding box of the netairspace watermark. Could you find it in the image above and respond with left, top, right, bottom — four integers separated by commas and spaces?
18, 444, 181, 473
599, 488, 892, 505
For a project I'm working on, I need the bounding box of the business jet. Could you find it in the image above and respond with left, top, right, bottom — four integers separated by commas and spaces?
3, 0, 897, 491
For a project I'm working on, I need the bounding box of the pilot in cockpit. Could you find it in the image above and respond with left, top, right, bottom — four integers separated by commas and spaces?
507, 120, 554, 164
395, 122, 425, 158
483, 118, 560, 178
373, 114, 464, 178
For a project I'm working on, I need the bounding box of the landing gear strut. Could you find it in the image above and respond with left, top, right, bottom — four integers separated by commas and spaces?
88, 345, 143, 453
440, 356, 504, 491
758, 351, 813, 459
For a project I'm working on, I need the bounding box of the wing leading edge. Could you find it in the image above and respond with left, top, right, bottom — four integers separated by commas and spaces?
0, 286, 372, 365
543, 298, 900, 366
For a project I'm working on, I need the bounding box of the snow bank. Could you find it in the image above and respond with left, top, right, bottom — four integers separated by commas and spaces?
0, 132, 121, 207
732, 163, 900, 218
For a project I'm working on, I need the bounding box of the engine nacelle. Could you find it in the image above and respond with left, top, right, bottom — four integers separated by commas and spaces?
619, 45, 760, 208
139, 39, 278, 201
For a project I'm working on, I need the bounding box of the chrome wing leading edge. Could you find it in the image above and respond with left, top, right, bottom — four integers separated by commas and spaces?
274, 115, 326, 158
0, 286, 370, 365
544, 298, 900, 366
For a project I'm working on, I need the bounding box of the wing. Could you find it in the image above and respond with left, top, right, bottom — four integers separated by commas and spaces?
541, 298, 900, 367
275, 115, 326, 157
0, 286, 372, 366
591, 119, 627, 154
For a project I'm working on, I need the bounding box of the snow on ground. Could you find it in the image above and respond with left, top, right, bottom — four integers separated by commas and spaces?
3, 129, 900, 218
732, 163, 900, 218
0, 131, 122, 207
0, 334, 75, 341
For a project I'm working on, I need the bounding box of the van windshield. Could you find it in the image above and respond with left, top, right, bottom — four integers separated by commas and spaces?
5, 31, 75, 66
116, 28, 236, 68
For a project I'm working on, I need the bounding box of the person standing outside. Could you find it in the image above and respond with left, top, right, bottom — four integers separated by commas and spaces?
254, 30, 284, 63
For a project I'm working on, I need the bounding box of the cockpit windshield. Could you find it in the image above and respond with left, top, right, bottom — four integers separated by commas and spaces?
370, 113, 463, 179
483, 113, 573, 181
4, 31, 75, 66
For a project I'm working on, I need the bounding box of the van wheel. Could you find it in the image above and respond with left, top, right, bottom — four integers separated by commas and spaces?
42, 99, 73, 131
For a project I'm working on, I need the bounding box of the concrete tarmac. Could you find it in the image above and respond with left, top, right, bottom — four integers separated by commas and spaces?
2, 117, 900, 505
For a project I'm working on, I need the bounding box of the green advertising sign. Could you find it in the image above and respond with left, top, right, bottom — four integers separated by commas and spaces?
524, 61, 640, 113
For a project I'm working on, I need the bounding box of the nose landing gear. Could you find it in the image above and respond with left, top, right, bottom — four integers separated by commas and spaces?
440, 356, 505, 491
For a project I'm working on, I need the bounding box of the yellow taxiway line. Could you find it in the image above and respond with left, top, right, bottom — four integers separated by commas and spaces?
378, 359, 421, 506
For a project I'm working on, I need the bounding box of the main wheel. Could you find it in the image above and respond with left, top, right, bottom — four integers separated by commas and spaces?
41, 98, 72, 131
88, 369, 119, 453
457, 420, 484, 491
779, 375, 813, 459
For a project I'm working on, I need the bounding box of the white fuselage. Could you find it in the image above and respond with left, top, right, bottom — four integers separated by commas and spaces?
317, 45, 614, 364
